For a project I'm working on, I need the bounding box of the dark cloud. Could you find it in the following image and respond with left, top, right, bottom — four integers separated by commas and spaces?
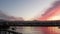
0, 10, 24, 21
0, 10, 9, 19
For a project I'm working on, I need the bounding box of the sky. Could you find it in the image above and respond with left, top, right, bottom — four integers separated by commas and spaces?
0, 0, 55, 20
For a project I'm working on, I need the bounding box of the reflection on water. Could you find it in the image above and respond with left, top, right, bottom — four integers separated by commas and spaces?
7, 26, 45, 34
13, 27, 44, 34
1, 26, 60, 34
13, 27, 60, 34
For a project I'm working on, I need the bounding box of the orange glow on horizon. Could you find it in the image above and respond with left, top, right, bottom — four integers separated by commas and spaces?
37, 5, 60, 21
36, 0, 60, 34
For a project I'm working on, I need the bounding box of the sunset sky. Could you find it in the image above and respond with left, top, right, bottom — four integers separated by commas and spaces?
0, 0, 55, 20
0, 0, 60, 34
